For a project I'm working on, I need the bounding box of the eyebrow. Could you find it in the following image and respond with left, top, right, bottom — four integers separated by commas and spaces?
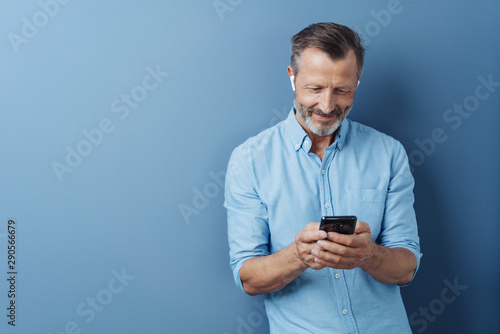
303, 83, 354, 90
298, 77, 356, 90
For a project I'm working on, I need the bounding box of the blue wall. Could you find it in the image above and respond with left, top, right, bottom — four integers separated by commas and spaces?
0, 1, 498, 333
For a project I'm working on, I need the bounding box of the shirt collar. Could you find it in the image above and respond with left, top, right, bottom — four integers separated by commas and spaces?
285, 107, 350, 152
285, 108, 309, 151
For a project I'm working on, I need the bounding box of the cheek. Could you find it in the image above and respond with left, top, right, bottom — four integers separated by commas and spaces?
339, 97, 354, 110
297, 93, 319, 107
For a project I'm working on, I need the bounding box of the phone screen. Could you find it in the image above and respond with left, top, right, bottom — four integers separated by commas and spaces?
319, 216, 357, 235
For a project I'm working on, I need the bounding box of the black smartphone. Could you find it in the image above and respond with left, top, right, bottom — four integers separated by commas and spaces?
320, 216, 357, 235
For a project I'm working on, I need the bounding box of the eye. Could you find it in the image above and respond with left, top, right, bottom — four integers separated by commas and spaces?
308, 87, 322, 93
336, 89, 351, 95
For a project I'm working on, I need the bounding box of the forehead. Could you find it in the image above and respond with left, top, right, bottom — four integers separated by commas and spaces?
296, 47, 358, 84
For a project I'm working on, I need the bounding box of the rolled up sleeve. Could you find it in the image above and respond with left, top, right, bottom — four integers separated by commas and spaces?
378, 142, 423, 286
224, 146, 270, 291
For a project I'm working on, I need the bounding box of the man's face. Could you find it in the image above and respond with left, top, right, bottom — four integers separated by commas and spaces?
289, 48, 359, 137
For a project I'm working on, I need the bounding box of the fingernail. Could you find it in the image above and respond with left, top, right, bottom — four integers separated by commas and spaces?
317, 240, 325, 247
311, 249, 318, 256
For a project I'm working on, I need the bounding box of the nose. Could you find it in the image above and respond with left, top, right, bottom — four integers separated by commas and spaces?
318, 90, 337, 114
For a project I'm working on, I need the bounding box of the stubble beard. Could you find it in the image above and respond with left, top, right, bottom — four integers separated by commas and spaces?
294, 97, 352, 137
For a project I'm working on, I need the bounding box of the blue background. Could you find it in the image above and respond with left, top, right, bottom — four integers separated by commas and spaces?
0, 0, 498, 333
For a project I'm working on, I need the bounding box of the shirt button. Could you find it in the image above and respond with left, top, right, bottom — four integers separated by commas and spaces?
295, 144, 300, 150
304, 140, 309, 146
322, 170, 325, 175
335, 274, 340, 279
342, 309, 348, 315
324, 203, 330, 209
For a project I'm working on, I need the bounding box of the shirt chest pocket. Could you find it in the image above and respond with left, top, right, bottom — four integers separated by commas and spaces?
346, 189, 386, 240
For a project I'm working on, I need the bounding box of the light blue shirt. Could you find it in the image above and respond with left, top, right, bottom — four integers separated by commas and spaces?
224, 108, 422, 333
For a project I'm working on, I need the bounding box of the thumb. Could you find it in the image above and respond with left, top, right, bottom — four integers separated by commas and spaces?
354, 221, 370, 235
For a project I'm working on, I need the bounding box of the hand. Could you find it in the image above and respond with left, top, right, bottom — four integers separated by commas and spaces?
311, 221, 377, 270
294, 222, 328, 270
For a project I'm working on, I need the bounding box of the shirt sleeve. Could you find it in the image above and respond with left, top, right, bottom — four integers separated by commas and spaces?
224, 145, 270, 291
378, 141, 423, 286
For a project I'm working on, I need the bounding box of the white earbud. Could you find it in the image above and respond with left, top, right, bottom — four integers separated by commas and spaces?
356, 80, 360, 89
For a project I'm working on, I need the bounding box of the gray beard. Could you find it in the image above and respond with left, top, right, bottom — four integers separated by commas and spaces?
294, 98, 351, 136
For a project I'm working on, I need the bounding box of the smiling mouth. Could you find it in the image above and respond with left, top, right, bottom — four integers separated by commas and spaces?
312, 111, 342, 123
314, 113, 336, 121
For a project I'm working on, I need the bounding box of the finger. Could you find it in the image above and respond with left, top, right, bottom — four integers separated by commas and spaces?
298, 228, 327, 243
309, 260, 326, 270
312, 248, 356, 269
354, 221, 370, 234
307, 231, 328, 242
298, 248, 326, 270
326, 232, 359, 247
316, 240, 354, 258
304, 222, 321, 231
296, 240, 327, 267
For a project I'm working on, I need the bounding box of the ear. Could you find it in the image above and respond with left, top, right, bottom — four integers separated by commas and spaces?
287, 66, 296, 92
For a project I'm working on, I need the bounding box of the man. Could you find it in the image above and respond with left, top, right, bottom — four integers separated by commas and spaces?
224, 22, 421, 333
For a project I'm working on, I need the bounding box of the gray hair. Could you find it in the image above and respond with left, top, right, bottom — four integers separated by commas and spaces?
291, 22, 365, 79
